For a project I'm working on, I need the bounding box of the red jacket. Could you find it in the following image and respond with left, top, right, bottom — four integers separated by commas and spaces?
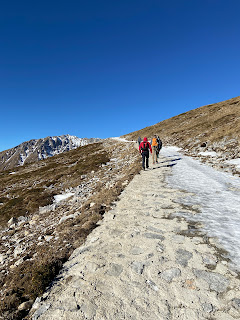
139, 138, 152, 153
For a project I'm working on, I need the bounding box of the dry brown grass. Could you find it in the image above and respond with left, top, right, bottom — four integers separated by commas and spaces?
0, 143, 110, 227
0, 139, 141, 320
123, 96, 240, 152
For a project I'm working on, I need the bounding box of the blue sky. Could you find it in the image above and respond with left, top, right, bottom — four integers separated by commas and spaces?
1, 0, 240, 151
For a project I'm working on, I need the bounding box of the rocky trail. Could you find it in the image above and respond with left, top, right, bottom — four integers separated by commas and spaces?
29, 153, 240, 320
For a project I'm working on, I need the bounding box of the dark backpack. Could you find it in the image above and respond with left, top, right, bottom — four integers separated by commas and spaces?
141, 142, 149, 152
157, 138, 162, 150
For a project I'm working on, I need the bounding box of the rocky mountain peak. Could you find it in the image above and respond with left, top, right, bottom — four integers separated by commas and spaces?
0, 134, 101, 171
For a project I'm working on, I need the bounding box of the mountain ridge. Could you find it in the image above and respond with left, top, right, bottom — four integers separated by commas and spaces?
0, 134, 101, 171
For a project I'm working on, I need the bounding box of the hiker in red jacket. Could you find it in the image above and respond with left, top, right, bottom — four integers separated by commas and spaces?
139, 137, 152, 170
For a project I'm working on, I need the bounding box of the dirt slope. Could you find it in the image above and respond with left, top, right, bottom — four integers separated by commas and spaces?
123, 96, 240, 160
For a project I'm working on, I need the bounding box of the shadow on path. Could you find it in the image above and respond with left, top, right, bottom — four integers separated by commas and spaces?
152, 157, 182, 170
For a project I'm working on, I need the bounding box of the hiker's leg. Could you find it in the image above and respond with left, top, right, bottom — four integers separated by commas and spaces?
146, 155, 149, 168
142, 154, 145, 169
153, 147, 157, 164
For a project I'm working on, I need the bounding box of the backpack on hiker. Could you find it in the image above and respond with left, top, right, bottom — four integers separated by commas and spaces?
152, 137, 158, 146
141, 142, 149, 152
157, 137, 162, 150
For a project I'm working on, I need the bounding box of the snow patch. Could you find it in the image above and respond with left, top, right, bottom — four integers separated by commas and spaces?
227, 158, 240, 169
199, 151, 218, 157
110, 137, 134, 142
161, 146, 240, 271
54, 193, 75, 203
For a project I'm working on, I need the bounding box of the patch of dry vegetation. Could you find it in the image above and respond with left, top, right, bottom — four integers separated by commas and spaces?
123, 96, 240, 175
123, 96, 240, 146
0, 143, 109, 227
0, 139, 141, 320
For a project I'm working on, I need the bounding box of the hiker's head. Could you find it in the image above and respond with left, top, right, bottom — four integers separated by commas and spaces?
143, 137, 148, 142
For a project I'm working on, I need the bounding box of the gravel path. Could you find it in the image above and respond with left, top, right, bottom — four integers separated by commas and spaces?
30, 154, 240, 320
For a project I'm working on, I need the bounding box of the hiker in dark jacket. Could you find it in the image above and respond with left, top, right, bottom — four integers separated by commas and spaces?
137, 136, 142, 146
156, 135, 162, 158
139, 137, 152, 170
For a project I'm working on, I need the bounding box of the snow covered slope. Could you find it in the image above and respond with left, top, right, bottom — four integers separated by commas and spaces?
0, 134, 101, 171
161, 146, 240, 271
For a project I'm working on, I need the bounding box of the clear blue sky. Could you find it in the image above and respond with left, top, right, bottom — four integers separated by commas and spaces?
1, 0, 240, 151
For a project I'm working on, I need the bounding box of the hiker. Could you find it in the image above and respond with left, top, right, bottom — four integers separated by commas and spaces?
151, 135, 158, 164
156, 135, 162, 158
139, 137, 152, 170
137, 136, 142, 146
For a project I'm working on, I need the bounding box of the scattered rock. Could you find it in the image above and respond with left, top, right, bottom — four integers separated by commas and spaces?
176, 249, 193, 267
59, 214, 75, 224
232, 298, 240, 310
18, 300, 34, 311
0, 254, 7, 263
8, 217, 17, 226
13, 245, 25, 258
202, 302, 214, 313
144, 233, 165, 241
171, 235, 185, 243
156, 243, 164, 253
131, 261, 145, 274
80, 301, 97, 318
130, 247, 144, 255
200, 142, 207, 148
160, 268, 181, 282
45, 235, 53, 242
32, 304, 50, 320
193, 269, 229, 293
18, 216, 28, 225
202, 253, 218, 267
106, 263, 123, 276
147, 226, 164, 234
146, 279, 159, 291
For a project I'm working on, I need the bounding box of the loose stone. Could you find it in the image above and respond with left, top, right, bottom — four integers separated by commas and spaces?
160, 268, 181, 282
202, 302, 214, 313
18, 300, 34, 311
176, 248, 193, 267
144, 233, 165, 241
146, 279, 159, 291
130, 247, 144, 255
232, 298, 240, 310
193, 269, 229, 293
32, 304, 50, 320
131, 261, 145, 274
106, 263, 123, 276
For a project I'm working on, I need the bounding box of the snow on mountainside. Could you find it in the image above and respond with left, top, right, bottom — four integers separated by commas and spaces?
0, 134, 101, 171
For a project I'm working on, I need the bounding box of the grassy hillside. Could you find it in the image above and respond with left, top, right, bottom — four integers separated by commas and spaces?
0, 139, 141, 320
123, 96, 240, 159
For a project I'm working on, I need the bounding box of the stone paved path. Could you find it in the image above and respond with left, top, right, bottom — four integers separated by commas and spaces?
31, 154, 240, 320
